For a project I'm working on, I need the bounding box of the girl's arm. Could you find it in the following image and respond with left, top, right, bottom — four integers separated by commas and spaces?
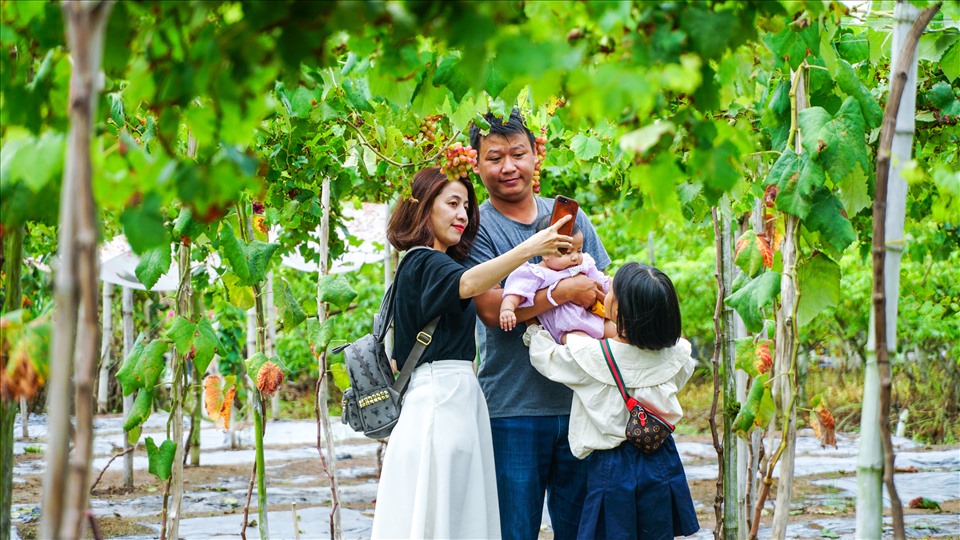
527, 327, 590, 387
459, 215, 572, 299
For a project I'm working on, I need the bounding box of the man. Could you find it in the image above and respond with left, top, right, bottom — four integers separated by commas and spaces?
466, 109, 610, 540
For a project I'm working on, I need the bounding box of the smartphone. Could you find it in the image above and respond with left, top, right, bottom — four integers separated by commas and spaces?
550, 195, 579, 253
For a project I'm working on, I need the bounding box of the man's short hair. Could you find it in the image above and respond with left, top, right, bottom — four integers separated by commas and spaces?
469, 108, 536, 152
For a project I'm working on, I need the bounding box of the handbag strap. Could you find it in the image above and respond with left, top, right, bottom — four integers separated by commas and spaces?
392, 316, 439, 393
600, 339, 640, 411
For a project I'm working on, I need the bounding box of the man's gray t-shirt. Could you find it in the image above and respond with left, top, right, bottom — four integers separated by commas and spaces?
466, 196, 610, 418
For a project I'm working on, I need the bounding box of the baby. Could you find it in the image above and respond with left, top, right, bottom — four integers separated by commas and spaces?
499, 215, 617, 343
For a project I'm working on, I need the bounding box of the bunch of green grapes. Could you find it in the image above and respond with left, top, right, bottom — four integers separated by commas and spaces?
419, 114, 442, 142
440, 142, 478, 181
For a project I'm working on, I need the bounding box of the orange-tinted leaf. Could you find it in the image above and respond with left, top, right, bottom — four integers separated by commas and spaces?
757, 235, 773, 268
203, 376, 224, 419
256, 361, 284, 397
217, 386, 235, 431
810, 403, 837, 448
763, 184, 778, 208
253, 214, 269, 235
754, 340, 773, 375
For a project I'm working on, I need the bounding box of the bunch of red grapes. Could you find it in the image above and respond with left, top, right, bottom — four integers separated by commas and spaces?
419, 114, 442, 142
532, 131, 547, 194
440, 142, 478, 181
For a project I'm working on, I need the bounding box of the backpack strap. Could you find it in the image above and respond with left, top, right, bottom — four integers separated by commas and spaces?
374, 246, 431, 342
392, 316, 439, 394
600, 339, 641, 411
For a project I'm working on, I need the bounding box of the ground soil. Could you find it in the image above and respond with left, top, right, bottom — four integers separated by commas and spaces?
15, 434, 956, 539
12, 440, 382, 539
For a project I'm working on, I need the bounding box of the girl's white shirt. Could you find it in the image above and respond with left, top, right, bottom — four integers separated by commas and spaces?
527, 326, 696, 459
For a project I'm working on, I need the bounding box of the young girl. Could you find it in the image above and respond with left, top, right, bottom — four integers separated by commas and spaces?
499, 215, 617, 342
371, 167, 573, 539
526, 262, 700, 540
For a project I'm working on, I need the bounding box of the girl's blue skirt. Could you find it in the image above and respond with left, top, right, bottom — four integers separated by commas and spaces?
578, 435, 699, 540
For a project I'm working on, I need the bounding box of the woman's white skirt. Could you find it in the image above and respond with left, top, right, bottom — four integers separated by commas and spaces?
371, 360, 500, 539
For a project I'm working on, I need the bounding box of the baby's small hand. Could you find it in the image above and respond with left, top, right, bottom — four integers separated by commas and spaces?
499, 310, 517, 332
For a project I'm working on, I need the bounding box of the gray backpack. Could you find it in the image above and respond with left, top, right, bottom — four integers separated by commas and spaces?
334, 247, 438, 439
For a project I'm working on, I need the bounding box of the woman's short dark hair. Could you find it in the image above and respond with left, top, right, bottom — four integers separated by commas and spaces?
613, 262, 681, 350
534, 213, 581, 237
387, 167, 479, 261
469, 108, 536, 153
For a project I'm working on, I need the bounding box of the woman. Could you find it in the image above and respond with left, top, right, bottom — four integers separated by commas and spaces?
371, 166, 573, 539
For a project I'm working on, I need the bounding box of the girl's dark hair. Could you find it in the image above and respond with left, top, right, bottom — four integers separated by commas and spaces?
613, 262, 681, 350
534, 213, 581, 237
469, 108, 536, 153
387, 167, 479, 261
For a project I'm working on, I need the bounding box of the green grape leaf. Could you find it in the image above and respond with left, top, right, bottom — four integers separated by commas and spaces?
274, 276, 307, 330
926, 81, 960, 117
219, 222, 251, 284
193, 318, 223, 375
289, 86, 315, 118
116, 334, 168, 396
123, 388, 153, 437
815, 97, 871, 188
734, 337, 760, 378
767, 150, 825, 219
120, 192, 169, 255
764, 22, 819, 70
835, 31, 869, 64
806, 187, 856, 255
764, 80, 791, 151
165, 316, 196, 357
329, 362, 352, 392
724, 271, 781, 334
223, 272, 255, 310
315, 318, 336, 355
941, 42, 960, 83
797, 252, 841, 327
134, 245, 172, 291
734, 231, 765, 278
342, 77, 374, 113
127, 425, 142, 446
10, 132, 66, 193
798, 107, 832, 155
145, 437, 177, 481
245, 352, 269, 378
173, 206, 207, 241
218, 222, 280, 286
835, 59, 883, 129
433, 52, 470, 103
619, 121, 675, 155
570, 133, 601, 161
764, 149, 801, 187
734, 373, 770, 438
837, 162, 871, 216
318, 274, 357, 311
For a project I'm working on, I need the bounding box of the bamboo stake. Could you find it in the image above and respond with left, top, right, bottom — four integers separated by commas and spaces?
709, 208, 725, 540
121, 287, 134, 488
97, 283, 113, 413
314, 176, 343, 539
866, 4, 941, 538
41, 3, 112, 538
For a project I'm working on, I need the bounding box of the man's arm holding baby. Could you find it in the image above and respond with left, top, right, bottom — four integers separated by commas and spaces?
475, 274, 606, 328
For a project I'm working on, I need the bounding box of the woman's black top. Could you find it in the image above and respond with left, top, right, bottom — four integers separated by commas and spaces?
392, 248, 477, 370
